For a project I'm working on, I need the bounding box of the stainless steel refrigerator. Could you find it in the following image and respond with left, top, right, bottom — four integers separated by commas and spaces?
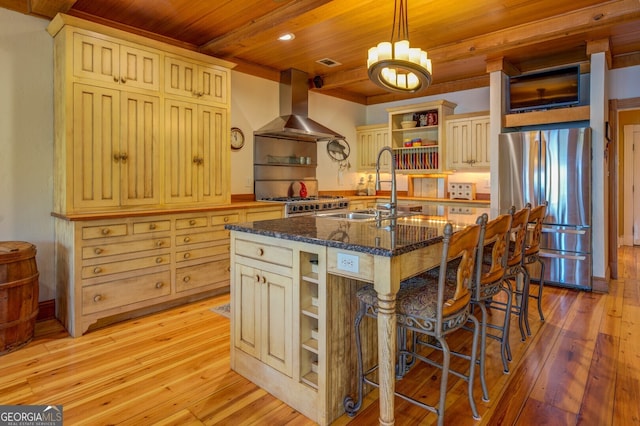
498, 128, 592, 290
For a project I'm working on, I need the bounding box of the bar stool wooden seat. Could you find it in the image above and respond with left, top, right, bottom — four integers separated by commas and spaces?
485, 205, 530, 355
343, 221, 482, 426
523, 202, 547, 325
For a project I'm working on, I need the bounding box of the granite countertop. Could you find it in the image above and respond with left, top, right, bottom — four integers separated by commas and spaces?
226, 206, 488, 257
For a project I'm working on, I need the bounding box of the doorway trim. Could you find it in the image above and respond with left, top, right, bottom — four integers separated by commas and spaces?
609, 96, 640, 280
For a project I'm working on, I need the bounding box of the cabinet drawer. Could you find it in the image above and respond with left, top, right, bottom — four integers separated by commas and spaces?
175, 216, 208, 230
82, 223, 128, 239
176, 258, 230, 292
82, 270, 171, 314
244, 208, 283, 222
235, 239, 293, 267
177, 244, 229, 262
133, 220, 171, 234
82, 237, 171, 259
176, 229, 228, 246
211, 213, 240, 226
82, 253, 170, 279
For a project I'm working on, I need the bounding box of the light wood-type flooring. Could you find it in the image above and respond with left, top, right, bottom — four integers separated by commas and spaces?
1, 246, 639, 425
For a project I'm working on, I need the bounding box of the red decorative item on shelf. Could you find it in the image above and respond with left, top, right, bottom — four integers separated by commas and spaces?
299, 181, 308, 198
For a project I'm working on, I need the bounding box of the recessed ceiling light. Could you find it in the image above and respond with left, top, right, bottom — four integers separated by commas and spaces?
278, 33, 295, 41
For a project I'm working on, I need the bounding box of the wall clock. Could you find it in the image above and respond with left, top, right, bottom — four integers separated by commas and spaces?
230, 127, 245, 150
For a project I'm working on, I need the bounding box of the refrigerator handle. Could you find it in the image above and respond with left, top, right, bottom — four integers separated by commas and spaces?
541, 226, 587, 235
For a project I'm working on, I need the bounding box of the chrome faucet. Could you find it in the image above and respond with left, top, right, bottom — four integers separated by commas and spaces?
375, 146, 397, 219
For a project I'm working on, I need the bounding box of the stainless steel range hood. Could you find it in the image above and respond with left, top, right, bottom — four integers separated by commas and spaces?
254, 68, 344, 142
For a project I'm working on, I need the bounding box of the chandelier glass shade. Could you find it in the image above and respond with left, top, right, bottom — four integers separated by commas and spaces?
367, 0, 432, 93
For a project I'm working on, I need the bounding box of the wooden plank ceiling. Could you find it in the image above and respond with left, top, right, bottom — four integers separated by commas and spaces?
2, 0, 640, 105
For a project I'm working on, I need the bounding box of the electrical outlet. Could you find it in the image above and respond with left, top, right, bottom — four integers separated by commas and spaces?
337, 252, 359, 273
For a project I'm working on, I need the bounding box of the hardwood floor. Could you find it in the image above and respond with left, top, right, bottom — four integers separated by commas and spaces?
1, 247, 639, 425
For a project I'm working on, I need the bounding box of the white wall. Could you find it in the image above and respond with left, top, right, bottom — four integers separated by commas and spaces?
230, 71, 366, 193
0, 9, 54, 301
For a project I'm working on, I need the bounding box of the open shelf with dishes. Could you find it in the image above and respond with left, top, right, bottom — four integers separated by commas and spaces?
387, 100, 457, 173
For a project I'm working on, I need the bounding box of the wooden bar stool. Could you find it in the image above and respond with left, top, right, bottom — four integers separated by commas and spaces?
344, 221, 482, 426
486, 205, 530, 359
523, 202, 547, 326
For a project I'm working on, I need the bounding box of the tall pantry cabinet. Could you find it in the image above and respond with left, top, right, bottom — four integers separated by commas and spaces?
47, 14, 236, 336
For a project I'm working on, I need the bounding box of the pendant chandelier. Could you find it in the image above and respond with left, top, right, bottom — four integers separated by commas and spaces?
367, 0, 432, 93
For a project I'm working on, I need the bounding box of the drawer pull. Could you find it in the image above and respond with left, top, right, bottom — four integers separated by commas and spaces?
183, 276, 191, 283
113, 76, 119, 82
94, 248, 103, 255
224, 216, 230, 222
101, 228, 110, 235
183, 252, 191, 259
93, 267, 102, 274
156, 241, 163, 247
257, 248, 264, 256
120, 77, 126, 84
155, 257, 163, 264
255, 275, 261, 282
93, 294, 103, 302
149, 223, 157, 230
155, 281, 164, 289
183, 236, 191, 243
262, 275, 267, 284
189, 219, 196, 226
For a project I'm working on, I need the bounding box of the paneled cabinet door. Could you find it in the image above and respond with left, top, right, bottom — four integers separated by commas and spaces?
164, 99, 228, 204
120, 91, 161, 206
164, 56, 228, 105
73, 84, 120, 209
234, 264, 293, 376
445, 117, 490, 170
356, 125, 389, 171
73, 33, 160, 91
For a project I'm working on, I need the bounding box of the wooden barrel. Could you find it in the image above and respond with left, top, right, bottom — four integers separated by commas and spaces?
0, 241, 39, 355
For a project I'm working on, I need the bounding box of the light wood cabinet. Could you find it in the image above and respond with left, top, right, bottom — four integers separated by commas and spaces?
386, 100, 457, 173
233, 238, 294, 376
73, 32, 160, 92
164, 99, 227, 205
165, 55, 228, 106
49, 14, 233, 214
445, 114, 490, 170
72, 84, 161, 209
356, 124, 389, 172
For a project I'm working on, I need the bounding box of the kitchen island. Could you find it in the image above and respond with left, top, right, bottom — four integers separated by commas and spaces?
226, 208, 487, 425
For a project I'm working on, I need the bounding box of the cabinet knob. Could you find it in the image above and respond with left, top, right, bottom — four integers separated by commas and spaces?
155, 281, 164, 289
94, 247, 103, 255
120, 77, 126, 83
93, 266, 102, 274
183, 252, 191, 259
101, 228, 110, 235
149, 223, 157, 230
257, 248, 264, 256
156, 240, 163, 247
183, 276, 191, 282
255, 275, 261, 282
155, 257, 163, 264
189, 219, 196, 226
224, 216, 230, 222
120, 153, 128, 163
94, 294, 103, 302
262, 275, 267, 284
113, 76, 119, 82
183, 236, 191, 243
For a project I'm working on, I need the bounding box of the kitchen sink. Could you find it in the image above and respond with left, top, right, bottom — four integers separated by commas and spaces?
317, 209, 415, 221
316, 211, 378, 221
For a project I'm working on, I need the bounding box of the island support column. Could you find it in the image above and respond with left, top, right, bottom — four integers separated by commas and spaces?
374, 256, 401, 426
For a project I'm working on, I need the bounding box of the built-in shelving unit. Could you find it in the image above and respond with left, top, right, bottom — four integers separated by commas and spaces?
387, 100, 457, 173
300, 252, 320, 390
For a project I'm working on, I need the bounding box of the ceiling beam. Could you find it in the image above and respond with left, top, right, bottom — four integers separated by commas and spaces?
316, 0, 640, 100
199, 0, 336, 55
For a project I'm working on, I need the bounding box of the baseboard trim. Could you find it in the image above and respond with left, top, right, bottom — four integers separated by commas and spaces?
592, 276, 609, 293
37, 299, 55, 321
